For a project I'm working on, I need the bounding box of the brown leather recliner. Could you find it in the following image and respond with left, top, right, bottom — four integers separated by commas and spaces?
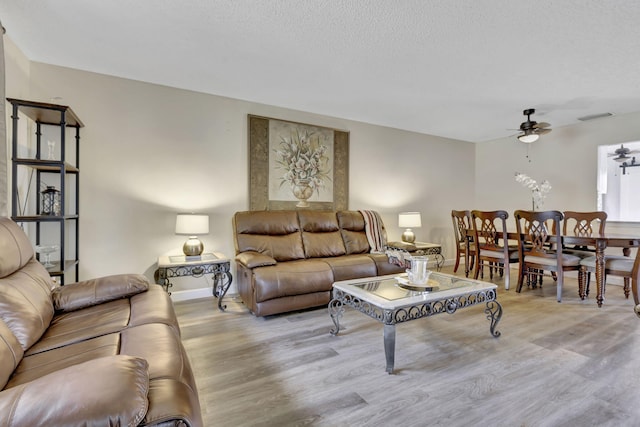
233, 210, 404, 316
0, 217, 203, 427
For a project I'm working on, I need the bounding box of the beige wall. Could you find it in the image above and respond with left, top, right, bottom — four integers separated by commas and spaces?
475, 111, 640, 247
10, 37, 639, 298
475, 113, 640, 213
2, 37, 31, 217
5, 40, 474, 296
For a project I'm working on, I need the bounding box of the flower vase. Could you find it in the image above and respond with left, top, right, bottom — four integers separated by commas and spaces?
292, 179, 313, 207
532, 190, 544, 211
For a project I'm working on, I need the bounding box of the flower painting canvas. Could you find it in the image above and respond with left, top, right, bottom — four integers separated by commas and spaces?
269, 120, 334, 206
248, 115, 349, 211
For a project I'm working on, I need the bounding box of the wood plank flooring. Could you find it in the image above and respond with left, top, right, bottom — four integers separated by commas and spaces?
173, 267, 640, 427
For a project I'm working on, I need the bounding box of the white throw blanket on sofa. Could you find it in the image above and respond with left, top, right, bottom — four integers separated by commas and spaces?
360, 210, 387, 253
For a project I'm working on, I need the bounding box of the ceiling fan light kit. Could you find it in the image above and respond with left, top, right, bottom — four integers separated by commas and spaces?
516, 108, 551, 143
518, 131, 539, 143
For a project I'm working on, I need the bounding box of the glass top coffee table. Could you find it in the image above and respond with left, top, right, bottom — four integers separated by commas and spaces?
329, 271, 503, 374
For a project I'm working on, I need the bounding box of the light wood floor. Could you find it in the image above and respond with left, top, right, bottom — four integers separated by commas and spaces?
173, 266, 640, 427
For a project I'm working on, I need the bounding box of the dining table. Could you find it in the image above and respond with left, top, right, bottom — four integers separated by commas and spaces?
467, 229, 640, 308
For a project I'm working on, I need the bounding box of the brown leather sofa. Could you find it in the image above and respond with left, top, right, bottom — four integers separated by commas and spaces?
0, 217, 203, 427
233, 210, 404, 316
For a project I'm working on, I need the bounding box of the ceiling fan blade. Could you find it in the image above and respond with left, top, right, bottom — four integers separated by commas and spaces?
533, 122, 551, 129
514, 108, 552, 142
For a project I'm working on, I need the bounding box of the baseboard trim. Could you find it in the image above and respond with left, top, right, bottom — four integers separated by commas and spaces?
170, 287, 212, 302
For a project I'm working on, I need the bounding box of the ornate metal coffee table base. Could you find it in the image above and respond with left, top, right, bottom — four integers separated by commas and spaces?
329, 281, 502, 374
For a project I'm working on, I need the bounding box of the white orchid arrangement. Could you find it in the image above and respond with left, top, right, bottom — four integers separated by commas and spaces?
273, 129, 330, 195
515, 172, 552, 210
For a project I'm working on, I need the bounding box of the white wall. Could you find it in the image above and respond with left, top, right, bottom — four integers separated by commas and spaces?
4, 40, 475, 297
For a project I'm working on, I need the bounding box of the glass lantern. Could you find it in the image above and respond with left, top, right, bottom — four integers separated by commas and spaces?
41, 186, 61, 215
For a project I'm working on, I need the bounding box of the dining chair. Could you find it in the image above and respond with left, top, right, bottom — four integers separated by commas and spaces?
451, 210, 475, 277
561, 210, 608, 292
514, 210, 582, 302
562, 211, 607, 257
578, 253, 635, 300
632, 250, 640, 318
471, 210, 518, 290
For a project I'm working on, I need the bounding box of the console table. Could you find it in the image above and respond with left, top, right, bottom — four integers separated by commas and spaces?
156, 252, 233, 311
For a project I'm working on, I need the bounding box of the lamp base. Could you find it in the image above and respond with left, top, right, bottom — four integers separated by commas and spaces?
183, 236, 204, 256
401, 229, 416, 243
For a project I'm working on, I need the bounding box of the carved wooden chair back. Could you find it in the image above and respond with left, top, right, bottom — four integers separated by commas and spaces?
562, 211, 607, 237
562, 211, 607, 253
471, 210, 517, 290
514, 210, 581, 302
451, 210, 475, 277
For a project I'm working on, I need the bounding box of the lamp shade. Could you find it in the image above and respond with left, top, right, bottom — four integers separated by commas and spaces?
517, 132, 539, 144
398, 212, 422, 228
175, 214, 209, 235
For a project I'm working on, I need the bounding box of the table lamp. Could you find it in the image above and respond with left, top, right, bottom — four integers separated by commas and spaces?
399, 212, 421, 243
175, 213, 209, 257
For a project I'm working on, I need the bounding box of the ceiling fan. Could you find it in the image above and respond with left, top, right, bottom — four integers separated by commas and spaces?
516, 108, 552, 143
608, 144, 640, 162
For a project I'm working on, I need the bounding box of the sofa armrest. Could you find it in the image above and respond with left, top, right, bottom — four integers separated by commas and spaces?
235, 251, 277, 269
52, 273, 149, 312
0, 355, 149, 426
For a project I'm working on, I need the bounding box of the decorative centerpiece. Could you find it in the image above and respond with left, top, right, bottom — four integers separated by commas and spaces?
515, 172, 551, 211
273, 129, 330, 207
35, 244, 59, 268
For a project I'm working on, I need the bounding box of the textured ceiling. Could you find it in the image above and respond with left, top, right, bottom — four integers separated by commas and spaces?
2, 1, 640, 142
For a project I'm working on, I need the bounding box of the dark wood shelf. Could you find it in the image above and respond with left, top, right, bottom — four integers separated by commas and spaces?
12, 215, 79, 222
13, 158, 79, 173
6, 97, 84, 127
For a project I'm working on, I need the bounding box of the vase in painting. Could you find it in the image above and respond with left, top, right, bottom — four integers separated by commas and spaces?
292, 178, 313, 207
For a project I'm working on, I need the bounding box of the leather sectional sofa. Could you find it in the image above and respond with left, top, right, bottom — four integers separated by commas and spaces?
0, 217, 202, 427
233, 210, 404, 316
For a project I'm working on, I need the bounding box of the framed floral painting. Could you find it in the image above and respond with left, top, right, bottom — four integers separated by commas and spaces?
248, 115, 349, 211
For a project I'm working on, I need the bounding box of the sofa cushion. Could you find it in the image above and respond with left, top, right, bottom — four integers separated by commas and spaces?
0, 259, 55, 351
337, 211, 371, 254
26, 284, 178, 356
9, 334, 121, 387
298, 210, 340, 233
52, 273, 149, 312
0, 217, 35, 279
0, 319, 24, 389
234, 211, 305, 261
235, 251, 277, 268
25, 299, 134, 356
322, 254, 377, 281
0, 355, 149, 427
299, 211, 347, 258
302, 231, 347, 258
253, 260, 334, 302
